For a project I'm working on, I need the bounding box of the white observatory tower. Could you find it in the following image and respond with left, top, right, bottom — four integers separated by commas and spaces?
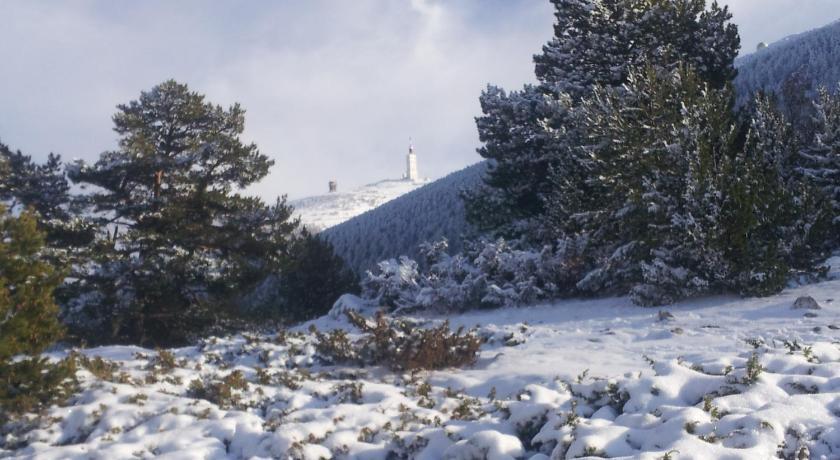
406, 140, 419, 182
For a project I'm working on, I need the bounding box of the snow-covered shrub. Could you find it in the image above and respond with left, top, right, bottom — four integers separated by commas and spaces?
313, 311, 481, 371
361, 256, 421, 311
362, 237, 586, 313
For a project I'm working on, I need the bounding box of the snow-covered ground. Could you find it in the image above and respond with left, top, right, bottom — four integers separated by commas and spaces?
4, 259, 840, 459
290, 179, 427, 232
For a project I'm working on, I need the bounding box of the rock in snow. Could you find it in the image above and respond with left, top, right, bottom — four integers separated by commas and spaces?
793, 295, 821, 310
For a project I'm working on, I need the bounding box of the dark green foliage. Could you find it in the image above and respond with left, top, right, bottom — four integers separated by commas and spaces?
467, 0, 740, 242
548, 66, 825, 303
458, 0, 830, 306
0, 142, 95, 248
0, 357, 77, 424
463, 86, 572, 239
314, 311, 481, 371
0, 208, 64, 361
0, 144, 68, 221
723, 95, 830, 296
278, 230, 358, 322
65, 80, 299, 346
797, 86, 840, 246
0, 208, 77, 422
551, 66, 730, 300
534, 0, 739, 98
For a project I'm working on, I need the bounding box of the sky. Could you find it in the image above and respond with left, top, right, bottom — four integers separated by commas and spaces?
1, 1, 839, 200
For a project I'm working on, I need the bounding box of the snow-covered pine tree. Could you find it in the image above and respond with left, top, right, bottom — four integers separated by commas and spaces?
0, 146, 68, 220
468, 0, 740, 243
534, 0, 739, 99
462, 85, 573, 240
65, 81, 298, 346
562, 65, 732, 302
798, 86, 840, 238
722, 94, 826, 296
630, 67, 738, 305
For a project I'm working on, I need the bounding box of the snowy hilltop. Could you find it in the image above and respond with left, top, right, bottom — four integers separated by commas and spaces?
290, 178, 427, 232
7, 258, 840, 459
734, 19, 840, 107
323, 162, 485, 273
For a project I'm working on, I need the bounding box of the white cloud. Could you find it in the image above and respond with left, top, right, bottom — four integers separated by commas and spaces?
1, 1, 838, 200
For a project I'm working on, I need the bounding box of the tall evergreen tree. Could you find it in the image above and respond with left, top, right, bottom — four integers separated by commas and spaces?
721, 94, 827, 296
0, 207, 64, 360
463, 86, 573, 239
798, 86, 840, 237
466, 0, 740, 242
550, 65, 736, 302
534, 0, 739, 99
0, 145, 68, 220
65, 80, 298, 345
0, 207, 75, 421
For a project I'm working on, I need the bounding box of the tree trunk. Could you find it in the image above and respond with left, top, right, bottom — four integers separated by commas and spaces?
153, 170, 164, 208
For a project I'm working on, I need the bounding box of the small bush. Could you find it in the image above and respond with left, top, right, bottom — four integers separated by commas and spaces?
0, 357, 77, 423
315, 311, 481, 371
188, 370, 249, 409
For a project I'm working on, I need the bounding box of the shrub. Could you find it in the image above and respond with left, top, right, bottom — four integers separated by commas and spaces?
315, 311, 481, 371
360, 237, 585, 313
0, 357, 77, 423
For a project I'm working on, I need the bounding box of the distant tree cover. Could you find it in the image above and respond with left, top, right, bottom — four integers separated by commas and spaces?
734, 20, 840, 109
361, 0, 840, 311
323, 162, 485, 273
0, 81, 356, 347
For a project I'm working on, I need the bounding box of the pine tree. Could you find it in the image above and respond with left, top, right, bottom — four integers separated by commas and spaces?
462, 85, 573, 239
65, 80, 299, 345
0, 207, 64, 360
468, 0, 740, 242
722, 95, 826, 296
798, 86, 840, 239
0, 207, 75, 421
534, 0, 739, 99
277, 230, 359, 322
557, 65, 734, 301
0, 145, 68, 220
0, 142, 94, 248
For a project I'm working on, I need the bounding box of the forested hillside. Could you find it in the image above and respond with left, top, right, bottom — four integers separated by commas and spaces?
324, 19, 840, 277
734, 20, 840, 106
290, 179, 425, 232
322, 162, 485, 273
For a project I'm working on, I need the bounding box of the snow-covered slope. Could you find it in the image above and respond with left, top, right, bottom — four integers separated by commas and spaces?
734, 19, 840, 106
9, 259, 840, 459
290, 179, 427, 232
323, 162, 485, 274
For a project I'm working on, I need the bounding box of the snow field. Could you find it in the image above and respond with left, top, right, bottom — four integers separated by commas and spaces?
4, 267, 840, 459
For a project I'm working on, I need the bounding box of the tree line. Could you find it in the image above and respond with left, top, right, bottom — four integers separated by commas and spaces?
360, 0, 840, 312
1, 81, 357, 349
